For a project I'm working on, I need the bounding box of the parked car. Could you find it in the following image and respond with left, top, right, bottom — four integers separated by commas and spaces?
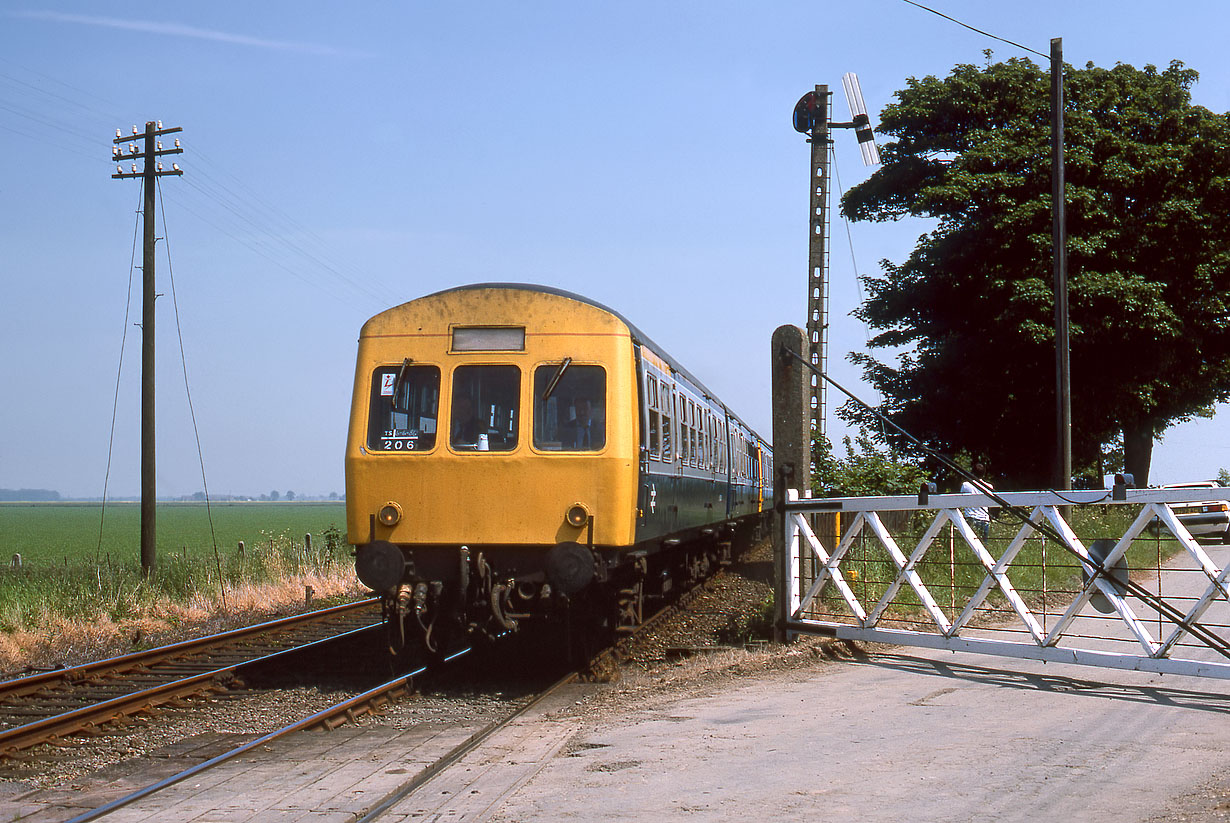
1149, 481, 1230, 542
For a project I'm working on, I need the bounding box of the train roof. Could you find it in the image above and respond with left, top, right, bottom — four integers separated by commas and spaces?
425, 283, 766, 442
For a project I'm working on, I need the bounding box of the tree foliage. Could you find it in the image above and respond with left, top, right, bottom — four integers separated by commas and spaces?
842, 57, 1230, 487
813, 432, 928, 497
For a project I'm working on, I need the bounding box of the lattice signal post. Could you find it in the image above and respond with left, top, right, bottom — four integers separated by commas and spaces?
111, 121, 184, 576
792, 78, 879, 473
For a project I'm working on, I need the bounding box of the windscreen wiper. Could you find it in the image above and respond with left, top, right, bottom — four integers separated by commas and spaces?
541, 356, 572, 400
391, 357, 413, 411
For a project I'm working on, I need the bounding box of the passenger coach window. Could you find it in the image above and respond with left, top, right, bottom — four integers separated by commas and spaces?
368, 363, 440, 451
451, 365, 520, 451
647, 376, 660, 459
533, 364, 606, 451
661, 388, 673, 462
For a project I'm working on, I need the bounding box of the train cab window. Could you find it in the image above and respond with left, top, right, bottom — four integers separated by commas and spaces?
451, 365, 520, 451
533, 364, 606, 451
368, 363, 441, 451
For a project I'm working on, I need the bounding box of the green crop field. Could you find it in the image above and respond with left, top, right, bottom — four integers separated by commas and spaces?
0, 502, 348, 568
0, 501, 358, 648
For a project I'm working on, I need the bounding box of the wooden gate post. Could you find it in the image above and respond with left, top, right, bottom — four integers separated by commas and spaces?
772, 325, 811, 642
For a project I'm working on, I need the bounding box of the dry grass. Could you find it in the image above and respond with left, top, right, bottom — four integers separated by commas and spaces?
0, 534, 366, 676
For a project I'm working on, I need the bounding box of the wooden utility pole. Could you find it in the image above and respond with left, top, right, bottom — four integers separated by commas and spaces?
112, 122, 183, 576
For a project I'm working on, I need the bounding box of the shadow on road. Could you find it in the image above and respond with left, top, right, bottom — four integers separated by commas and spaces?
849, 647, 1230, 715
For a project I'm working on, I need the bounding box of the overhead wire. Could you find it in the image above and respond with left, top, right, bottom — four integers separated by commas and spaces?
829, 142, 872, 346
189, 145, 400, 300
158, 175, 227, 605
829, 137, 891, 449
172, 176, 384, 309
899, 0, 1047, 58
95, 186, 143, 559
0, 58, 392, 311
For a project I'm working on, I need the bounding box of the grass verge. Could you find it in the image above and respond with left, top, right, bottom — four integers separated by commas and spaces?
0, 527, 365, 675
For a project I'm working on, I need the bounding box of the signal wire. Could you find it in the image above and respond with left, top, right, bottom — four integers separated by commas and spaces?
830, 143, 871, 347
829, 141, 893, 450
782, 345, 1230, 661
96, 187, 143, 561
157, 176, 227, 607
899, 0, 1046, 59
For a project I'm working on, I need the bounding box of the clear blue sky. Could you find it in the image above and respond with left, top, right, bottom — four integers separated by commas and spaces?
2, 1, 1228, 498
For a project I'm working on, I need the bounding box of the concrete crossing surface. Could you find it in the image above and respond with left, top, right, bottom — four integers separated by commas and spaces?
4, 642, 1230, 822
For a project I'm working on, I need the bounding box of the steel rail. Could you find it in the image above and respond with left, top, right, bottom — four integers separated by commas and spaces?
61, 647, 468, 823
59, 558, 743, 821
0, 623, 380, 757
354, 662, 577, 822
358, 571, 732, 820
0, 597, 379, 698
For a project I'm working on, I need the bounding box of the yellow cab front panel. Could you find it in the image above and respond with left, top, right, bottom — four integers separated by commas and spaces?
345, 286, 639, 551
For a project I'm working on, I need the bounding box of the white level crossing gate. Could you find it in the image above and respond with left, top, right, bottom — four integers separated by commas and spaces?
784, 487, 1230, 680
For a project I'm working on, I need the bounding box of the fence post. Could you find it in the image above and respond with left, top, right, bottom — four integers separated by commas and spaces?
772, 324, 811, 643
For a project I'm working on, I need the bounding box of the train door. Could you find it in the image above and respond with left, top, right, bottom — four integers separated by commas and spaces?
635, 356, 678, 541
751, 444, 764, 513
635, 352, 651, 532
722, 411, 734, 518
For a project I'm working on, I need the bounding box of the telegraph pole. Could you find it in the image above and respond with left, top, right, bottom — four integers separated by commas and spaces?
112, 122, 183, 576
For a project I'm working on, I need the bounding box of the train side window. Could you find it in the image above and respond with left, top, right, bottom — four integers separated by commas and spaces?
661, 388, 673, 462
368, 363, 440, 451
684, 399, 694, 466
646, 375, 660, 460
696, 405, 706, 468
451, 365, 520, 451
648, 408, 660, 459
679, 399, 687, 464
533, 364, 606, 451
692, 403, 701, 468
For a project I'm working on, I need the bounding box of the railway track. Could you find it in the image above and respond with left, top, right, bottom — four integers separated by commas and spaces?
52, 562, 743, 822
0, 598, 381, 758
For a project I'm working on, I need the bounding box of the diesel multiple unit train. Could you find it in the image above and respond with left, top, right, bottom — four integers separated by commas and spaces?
345, 284, 772, 653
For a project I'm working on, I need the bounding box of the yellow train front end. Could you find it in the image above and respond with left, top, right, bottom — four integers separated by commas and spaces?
345, 285, 639, 651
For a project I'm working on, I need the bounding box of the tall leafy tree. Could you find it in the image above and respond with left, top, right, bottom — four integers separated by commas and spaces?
842, 56, 1230, 488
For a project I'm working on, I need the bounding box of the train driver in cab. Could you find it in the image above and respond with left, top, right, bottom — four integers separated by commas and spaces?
565, 395, 605, 450
450, 393, 485, 448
